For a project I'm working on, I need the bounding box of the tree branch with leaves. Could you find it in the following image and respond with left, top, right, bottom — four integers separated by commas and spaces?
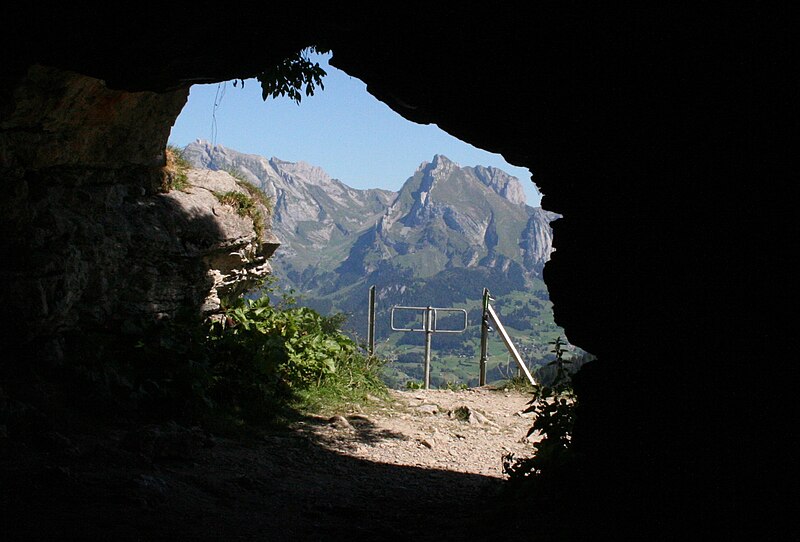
256, 46, 330, 105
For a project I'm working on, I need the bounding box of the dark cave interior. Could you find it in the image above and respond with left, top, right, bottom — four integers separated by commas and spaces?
1, 5, 794, 539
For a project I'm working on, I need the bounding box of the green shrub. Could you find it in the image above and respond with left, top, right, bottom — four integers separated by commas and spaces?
57, 279, 386, 430
214, 190, 256, 217
439, 381, 468, 391
501, 374, 535, 393
503, 337, 578, 480
221, 167, 272, 203
206, 292, 387, 420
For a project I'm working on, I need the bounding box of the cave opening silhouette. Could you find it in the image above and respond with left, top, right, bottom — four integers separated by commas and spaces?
1, 6, 793, 540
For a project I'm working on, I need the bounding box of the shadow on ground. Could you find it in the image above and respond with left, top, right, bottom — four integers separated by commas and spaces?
1, 415, 541, 541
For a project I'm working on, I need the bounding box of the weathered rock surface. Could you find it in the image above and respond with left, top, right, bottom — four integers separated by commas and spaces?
0, 65, 188, 170
175, 168, 280, 313
0, 68, 278, 356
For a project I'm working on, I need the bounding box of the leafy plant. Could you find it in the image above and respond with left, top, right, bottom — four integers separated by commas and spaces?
214, 190, 255, 216
452, 405, 472, 421
503, 374, 536, 393
503, 336, 578, 480
239, 180, 273, 212
72, 278, 389, 427
439, 381, 468, 391
257, 45, 330, 105
215, 168, 275, 245
206, 289, 387, 420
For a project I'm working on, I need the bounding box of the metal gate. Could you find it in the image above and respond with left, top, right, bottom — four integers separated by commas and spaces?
390, 305, 468, 389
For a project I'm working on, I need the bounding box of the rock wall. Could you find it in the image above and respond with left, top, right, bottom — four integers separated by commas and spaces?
0, 66, 278, 361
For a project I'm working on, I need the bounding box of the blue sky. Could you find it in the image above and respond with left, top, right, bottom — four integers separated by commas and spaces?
168, 53, 541, 206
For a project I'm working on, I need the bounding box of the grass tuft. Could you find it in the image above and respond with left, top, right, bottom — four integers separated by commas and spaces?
163, 145, 190, 192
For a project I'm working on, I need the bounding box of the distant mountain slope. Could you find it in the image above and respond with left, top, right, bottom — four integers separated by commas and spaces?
182, 141, 565, 385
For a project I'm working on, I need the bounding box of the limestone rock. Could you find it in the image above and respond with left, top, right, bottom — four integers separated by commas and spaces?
176, 168, 280, 313
449, 405, 494, 426
328, 415, 353, 430
415, 404, 439, 415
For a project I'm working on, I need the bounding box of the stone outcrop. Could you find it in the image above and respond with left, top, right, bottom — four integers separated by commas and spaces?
0, 67, 278, 356
0, 65, 187, 170
165, 168, 279, 314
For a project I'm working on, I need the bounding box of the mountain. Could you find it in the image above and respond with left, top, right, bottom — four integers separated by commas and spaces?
182, 140, 566, 386
182, 140, 395, 272
183, 140, 555, 285
336, 153, 553, 282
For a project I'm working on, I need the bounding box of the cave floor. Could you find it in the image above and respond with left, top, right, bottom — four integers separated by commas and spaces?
1, 389, 549, 541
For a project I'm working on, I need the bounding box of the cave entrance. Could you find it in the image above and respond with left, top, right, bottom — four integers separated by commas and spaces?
168, 51, 582, 390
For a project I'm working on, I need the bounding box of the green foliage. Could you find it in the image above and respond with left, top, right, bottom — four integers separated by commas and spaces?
220, 167, 272, 208
294, 348, 387, 414
216, 168, 275, 245
257, 46, 330, 105
503, 337, 578, 480
206, 290, 387, 420
439, 381, 468, 391
213, 189, 266, 241
240, 179, 273, 212
502, 374, 536, 393
405, 380, 424, 390
58, 279, 387, 430
452, 405, 472, 421
214, 190, 255, 216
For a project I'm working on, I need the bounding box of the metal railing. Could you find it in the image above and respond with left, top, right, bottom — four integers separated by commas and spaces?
479, 288, 537, 386
366, 285, 536, 389
390, 305, 467, 389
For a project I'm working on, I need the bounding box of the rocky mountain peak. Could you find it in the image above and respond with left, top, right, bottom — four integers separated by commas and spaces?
429, 153, 456, 171
416, 154, 457, 180
472, 165, 527, 205
268, 157, 337, 188
411, 154, 526, 206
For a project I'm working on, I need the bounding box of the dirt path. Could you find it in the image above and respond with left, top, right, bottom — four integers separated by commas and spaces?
297, 387, 539, 477
2, 387, 541, 541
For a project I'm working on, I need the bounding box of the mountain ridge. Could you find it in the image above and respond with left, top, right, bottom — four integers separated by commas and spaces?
181, 140, 557, 287
182, 140, 555, 284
